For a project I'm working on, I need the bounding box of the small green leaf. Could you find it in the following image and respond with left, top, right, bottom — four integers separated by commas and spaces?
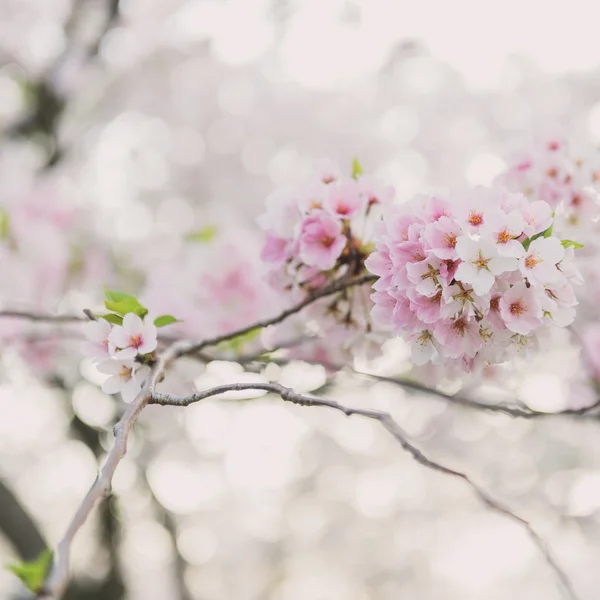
154, 315, 182, 328
0, 209, 10, 240
104, 298, 148, 318
94, 313, 123, 325
351, 157, 364, 180
103, 288, 137, 303
186, 225, 218, 244
561, 239, 584, 249
522, 224, 554, 250
7, 549, 53, 594
222, 328, 262, 353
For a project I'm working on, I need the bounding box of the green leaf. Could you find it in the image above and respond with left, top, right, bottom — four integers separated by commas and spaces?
104, 298, 148, 318
222, 327, 262, 353
0, 209, 10, 239
7, 549, 53, 594
103, 288, 137, 303
94, 313, 123, 325
186, 225, 218, 244
154, 315, 182, 328
351, 157, 363, 180
561, 239, 584, 249
522, 224, 554, 251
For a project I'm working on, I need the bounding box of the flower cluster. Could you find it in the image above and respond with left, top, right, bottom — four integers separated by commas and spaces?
82, 312, 157, 402
259, 159, 394, 359
366, 186, 582, 372
496, 133, 600, 242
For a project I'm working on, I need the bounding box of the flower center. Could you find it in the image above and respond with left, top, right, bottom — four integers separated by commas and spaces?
468, 210, 484, 227
496, 229, 511, 244
119, 365, 133, 381
546, 167, 558, 178
451, 317, 467, 336
490, 296, 500, 312
524, 253, 542, 269
510, 301, 526, 316
321, 235, 336, 248
417, 330, 433, 346
421, 263, 440, 281
130, 334, 143, 349
473, 250, 490, 271
442, 232, 457, 248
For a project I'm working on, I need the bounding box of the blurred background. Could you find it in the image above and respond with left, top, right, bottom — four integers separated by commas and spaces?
2, 1, 600, 599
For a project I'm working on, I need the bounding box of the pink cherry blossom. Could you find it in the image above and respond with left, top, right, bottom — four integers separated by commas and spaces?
81, 318, 113, 361
324, 181, 364, 218
108, 313, 158, 359
521, 201, 553, 237
298, 212, 347, 270
97, 359, 150, 403
482, 210, 525, 257
423, 216, 461, 259
433, 315, 482, 358
454, 237, 517, 295
499, 283, 543, 334
519, 237, 565, 286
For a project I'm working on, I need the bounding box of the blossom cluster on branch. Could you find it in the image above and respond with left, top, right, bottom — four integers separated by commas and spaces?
365, 186, 582, 372
258, 159, 394, 360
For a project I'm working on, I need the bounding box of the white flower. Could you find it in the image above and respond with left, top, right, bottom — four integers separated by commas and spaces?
482, 209, 525, 257
108, 313, 157, 359
97, 359, 150, 402
521, 201, 553, 237
408, 329, 438, 365
454, 237, 518, 296
80, 318, 112, 361
519, 237, 565, 286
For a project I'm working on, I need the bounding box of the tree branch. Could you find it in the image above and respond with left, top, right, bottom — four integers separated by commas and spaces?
150, 382, 577, 600
39, 342, 187, 599
0, 311, 86, 323
176, 274, 376, 358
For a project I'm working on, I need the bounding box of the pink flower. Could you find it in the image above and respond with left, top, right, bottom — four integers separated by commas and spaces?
454, 237, 518, 295
423, 216, 461, 259
482, 210, 525, 257
499, 283, 543, 334
108, 313, 158, 359
81, 318, 112, 361
325, 181, 364, 218
521, 201, 553, 237
408, 328, 438, 365
98, 359, 150, 402
298, 213, 347, 270
405, 256, 443, 297
519, 237, 565, 286
433, 316, 482, 358
261, 234, 290, 264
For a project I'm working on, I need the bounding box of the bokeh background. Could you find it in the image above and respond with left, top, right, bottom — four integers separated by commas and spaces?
2, 1, 600, 599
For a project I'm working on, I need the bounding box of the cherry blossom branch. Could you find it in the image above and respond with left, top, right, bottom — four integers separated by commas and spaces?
39, 342, 186, 599
150, 382, 577, 600
216, 349, 600, 420
176, 273, 376, 358
0, 310, 87, 323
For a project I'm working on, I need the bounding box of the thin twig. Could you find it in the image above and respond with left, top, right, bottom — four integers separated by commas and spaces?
39, 342, 187, 599
151, 382, 577, 600
230, 350, 600, 419
0, 310, 86, 323
176, 274, 376, 358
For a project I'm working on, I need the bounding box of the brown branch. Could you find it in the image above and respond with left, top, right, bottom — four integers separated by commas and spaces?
0, 310, 87, 323
151, 382, 577, 600
39, 342, 188, 599
175, 274, 376, 358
